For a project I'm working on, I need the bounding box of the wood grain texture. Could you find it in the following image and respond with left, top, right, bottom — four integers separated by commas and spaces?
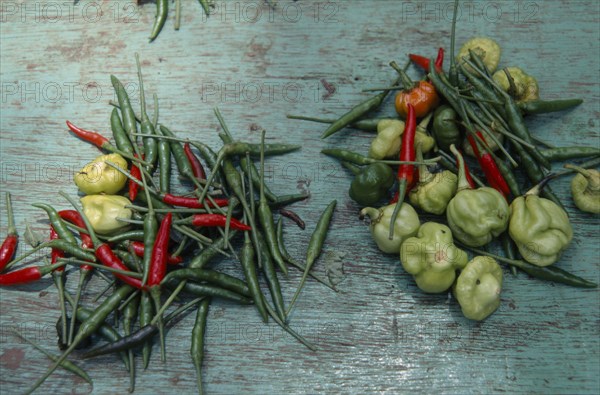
1, 0, 599, 394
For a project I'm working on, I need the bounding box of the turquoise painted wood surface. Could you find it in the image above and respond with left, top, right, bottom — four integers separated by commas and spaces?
1, 0, 599, 393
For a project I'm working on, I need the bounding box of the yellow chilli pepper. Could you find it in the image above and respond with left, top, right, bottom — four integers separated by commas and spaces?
74, 153, 128, 195
81, 195, 132, 234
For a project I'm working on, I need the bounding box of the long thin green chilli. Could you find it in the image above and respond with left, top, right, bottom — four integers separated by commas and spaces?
191, 298, 211, 394
27, 285, 135, 393
149, 0, 168, 42
12, 330, 92, 385
287, 200, 337, 316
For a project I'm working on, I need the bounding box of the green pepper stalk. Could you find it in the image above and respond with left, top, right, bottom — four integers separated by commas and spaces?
344, 162, 394, 207
508, 178, 573, 266
409, 144, 457, 215
564, 164, 600, 214
454, 256, 503, 321
446, 145, 509, 247
400, 222, 468, 293
359, 203, 420, 254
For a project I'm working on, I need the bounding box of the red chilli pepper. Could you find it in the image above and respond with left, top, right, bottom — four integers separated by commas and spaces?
409, 47, 444, 73
388, 104, 417, 239
0, 263, 65, 286
58, 210, 94, 273
95, 244, 145, 290
148, 213, 172, 287
162, 194, 229, 209
183, 143, 206, 181
398, 103, 417, 195
66, 120, 110, 149
458, 153, 476, 189
58, 210, 93, 249
191, 214, 251, 231
0, 192, 18, 273
434, 47, 444, 71
49, 227, 65, 271
129, 241, 182, 265
408, 54, 431, 72
129, 154, 143, 201
467, 132, 510, 197
0, 234, 17, 273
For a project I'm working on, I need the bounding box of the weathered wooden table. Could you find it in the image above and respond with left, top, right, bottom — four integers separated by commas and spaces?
1, 1, 599, 394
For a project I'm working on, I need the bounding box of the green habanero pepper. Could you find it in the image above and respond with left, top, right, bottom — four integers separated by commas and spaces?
446, 145, 509, 247
565, 164, 600, 214
368, 117, 434, 160
508, 180, 573, 266
409, 144, 457, 215
454, 256, 502, 321
493, 67, 539, 103
400, 222, 468, 293
359, 202, 420, 254
346, 162, 395, 206
432, 105, 461, 151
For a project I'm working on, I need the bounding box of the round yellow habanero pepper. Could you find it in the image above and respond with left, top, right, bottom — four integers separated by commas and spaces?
456, 37, 501, 74
74, 153, 128, 195
81, 195, 132, 234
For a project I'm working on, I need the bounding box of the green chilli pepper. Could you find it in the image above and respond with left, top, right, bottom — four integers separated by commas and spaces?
565, 164, 600, 214
400, 222, 468, 293
446, 145, 509, 247
344, 162, 394, 206
508, 180, 573, 266
359, 202, 420, 254
454, 256, 503, 321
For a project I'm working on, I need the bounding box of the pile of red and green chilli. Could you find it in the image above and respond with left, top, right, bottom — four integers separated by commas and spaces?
0, 54, 337, 393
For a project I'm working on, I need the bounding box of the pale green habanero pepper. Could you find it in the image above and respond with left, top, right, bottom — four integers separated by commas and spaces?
446, 145, 509, 247
508, 180, 573, 266
565, 164, 600, 214
454, 256, 502, 321
409, 144, 457, 215
368, 116, 434, 160
493, 66, 539, 103
400, 222, 468, 293
360, 202, 420, 254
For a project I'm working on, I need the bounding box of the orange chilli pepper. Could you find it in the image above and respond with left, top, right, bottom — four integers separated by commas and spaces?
391, 62, 440, 118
